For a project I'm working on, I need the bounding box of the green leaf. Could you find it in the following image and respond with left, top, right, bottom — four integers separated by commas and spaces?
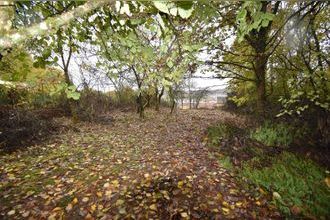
65, 85, 80, 100
178, 6, 193, 19
167, 60, 174, 68
237, 8, 247, 21
177, 1, 193, 10
154, 1, 169, 14
142, 47, 153, 59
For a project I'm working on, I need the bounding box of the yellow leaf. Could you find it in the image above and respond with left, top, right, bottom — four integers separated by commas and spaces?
22, 211, 30, 217
7, 210, 15, 216
222, 207, 230, 215
180, 212, 188, 218
325, 177, 330, 188
149, 204, 157, 211
115, 199, 124, 206
96, 192, 103, 197
105, 190, 112, 197
47, 213, 57, 220
111, 180, 120, 187
72, 198, 78, 204
85, 213, 93, 219
8, 173, 15, 180
273, 192, 281, 200
90, 204, 96, 212
259, 187, 266, 194
217, 192, 223, 200
177, 181, 184, 188
229, 189, 238, 195
52, 207, 62, 212
98, 204, 104, 210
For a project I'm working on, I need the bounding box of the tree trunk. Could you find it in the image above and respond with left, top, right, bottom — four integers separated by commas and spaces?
170, 100, 176, 114
247, 1, 273, 114
136, 93, 144, 118
168, 86, 176, 114
255, 55, 267, 113
155, 86, 164, 111
63, 68, 71, 84
154, 87, 159, 111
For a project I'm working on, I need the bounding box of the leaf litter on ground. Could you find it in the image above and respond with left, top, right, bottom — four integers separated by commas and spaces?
0, 109, 280, 219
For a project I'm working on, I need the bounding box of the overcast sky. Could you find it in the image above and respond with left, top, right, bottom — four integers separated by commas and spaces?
67, 35, 235, 93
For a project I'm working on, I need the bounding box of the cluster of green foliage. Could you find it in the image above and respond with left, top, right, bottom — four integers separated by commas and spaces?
250, 121, 295, 147
236, 1, 275, 42
206, 124, 234, 147
109, 87, 137, 107
206, 121, 329, 218
0, 48, 73, 108
242, 152, 330, 218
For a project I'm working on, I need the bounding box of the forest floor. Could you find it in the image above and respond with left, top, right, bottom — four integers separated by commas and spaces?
0, 109, 281, 219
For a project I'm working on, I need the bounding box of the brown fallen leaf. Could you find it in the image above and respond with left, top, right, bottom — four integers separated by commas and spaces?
291, 205, 301, 215
66, 203, 73, 212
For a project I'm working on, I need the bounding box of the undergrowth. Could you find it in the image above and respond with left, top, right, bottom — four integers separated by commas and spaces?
250, 121, 294, 147
206, 124, 234, 147
206, 122, 330, 218
242, 152, 329, 218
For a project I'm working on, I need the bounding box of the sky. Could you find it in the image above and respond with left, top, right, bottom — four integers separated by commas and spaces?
66, 35, 235, 93
68, 56, 228, 93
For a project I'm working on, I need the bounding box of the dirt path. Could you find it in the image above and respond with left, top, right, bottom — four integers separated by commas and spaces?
0, 109, 279, 219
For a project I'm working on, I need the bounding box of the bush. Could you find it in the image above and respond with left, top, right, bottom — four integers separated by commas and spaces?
250, 121, 294, 147
241, 152, 330, 218
72, 89, 112, 121
0, 85, 28, 106
109, 87, 137, 108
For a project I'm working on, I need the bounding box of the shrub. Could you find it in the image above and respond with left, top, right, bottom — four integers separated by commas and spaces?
241, 152, 330, 218
250, 121, 294, 147
72, 89, 112, 121
109, 87, 137, 107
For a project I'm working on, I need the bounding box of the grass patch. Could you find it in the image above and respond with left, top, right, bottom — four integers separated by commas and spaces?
206, 123, 330, 218
58, 195, 74, 207
218, 156, 233, 170
242, 152, 330, 218
250, 121, 294, 147
206, 124, 234, 147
